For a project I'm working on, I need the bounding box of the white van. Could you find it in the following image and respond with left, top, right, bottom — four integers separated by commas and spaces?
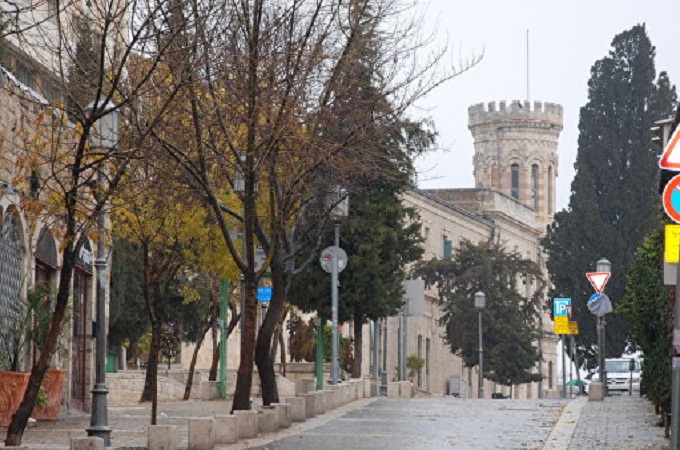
591, 358, 642, 394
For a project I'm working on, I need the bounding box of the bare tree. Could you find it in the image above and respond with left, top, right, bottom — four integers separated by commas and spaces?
1, 0, 201, 443
149, 0, 479, 411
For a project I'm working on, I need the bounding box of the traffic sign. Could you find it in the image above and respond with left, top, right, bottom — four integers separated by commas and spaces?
257, 287, 272, 303
666, 225, 680, 263
553, 298, 571, 317
659, 125, 680, 170
586, 272, 610, 293
588, 292, 612, 316
663, 175, 680, 223
319, 246, 348, 273
554, 315, 578, 334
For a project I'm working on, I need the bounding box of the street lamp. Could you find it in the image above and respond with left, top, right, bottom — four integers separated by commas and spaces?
330, 188, 348, 385
596, 257, 611, 395
474, 291, 486, 399
86, 100, 119, 446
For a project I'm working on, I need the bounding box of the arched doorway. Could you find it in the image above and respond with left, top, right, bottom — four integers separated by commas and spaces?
0, 210, 26, 371
33, 228, 59, 367
35, 228, 58, 293
71, 239, 93, 411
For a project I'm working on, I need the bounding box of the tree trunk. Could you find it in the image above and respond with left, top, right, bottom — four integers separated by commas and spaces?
208, 312, 219, 381
141, 318, 161, 425
231, 269, 257, 411
184, 322, 211, 400
352, 317, 364, 379
5, 248, 77, 446
255, 260, 286, 406
278, 331, 286, 377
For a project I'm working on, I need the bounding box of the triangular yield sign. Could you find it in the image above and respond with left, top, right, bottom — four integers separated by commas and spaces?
586, 272, 610, 293
660, 125, 680, 170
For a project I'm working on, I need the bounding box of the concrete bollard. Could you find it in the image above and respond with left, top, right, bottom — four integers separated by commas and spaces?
214, 415, 238, 445
148, 424, 177, 450
271, 403, 292, 428
295, 378, 315, 396
258, 407, 279, 433
299, 393, 317, 418
71, 437, 104, 450
387, 382, 400, 398
351, 379, 362, 400
400, 381, 414, 398
323, 389, 336, 410
588, 382, 605, 401
314, 391, 327, 415
369, 378, 378, 397
188, 418, 215, 450
283, 396, 306, 422
234, 410, 259, 439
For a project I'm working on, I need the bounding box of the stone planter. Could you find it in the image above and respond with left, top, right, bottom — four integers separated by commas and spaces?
0, 371, 30, 426
32, 369, 66, 420
0, 368, 66, 425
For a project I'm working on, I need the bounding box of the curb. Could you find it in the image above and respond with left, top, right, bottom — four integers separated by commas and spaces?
542, 397, 587, 449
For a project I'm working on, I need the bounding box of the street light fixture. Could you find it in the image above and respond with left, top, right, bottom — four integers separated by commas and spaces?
86, 100, 119, 446
596, 257, 611, 395
474, 291, 486, 399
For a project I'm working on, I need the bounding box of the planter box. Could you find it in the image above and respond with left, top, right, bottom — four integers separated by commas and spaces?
0, 369, 66, 425
32, 369, 66, 420
0, 371, 30, 426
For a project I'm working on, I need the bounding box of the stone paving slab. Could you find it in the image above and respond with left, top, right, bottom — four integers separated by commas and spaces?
0, 392, 672, 449
567, 393, 669, 449
246, 398, 569, 449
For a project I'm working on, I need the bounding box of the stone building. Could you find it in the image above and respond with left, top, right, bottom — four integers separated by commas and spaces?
0, 1, 114, 414
356, 100, 563, 399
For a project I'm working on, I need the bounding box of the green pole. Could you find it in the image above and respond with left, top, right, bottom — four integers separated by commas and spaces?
315, 314, 324, 390
219, 279, 228, 398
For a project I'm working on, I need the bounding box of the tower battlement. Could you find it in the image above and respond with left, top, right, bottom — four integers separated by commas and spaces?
468, 100, 563, 128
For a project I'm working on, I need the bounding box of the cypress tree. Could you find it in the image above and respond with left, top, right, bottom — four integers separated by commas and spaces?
542, 24, 677, 368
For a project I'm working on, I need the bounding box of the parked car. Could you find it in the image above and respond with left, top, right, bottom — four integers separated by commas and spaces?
590, 358, 641, 394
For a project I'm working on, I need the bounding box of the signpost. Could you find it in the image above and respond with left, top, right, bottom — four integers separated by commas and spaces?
657, 117, 680, 448
320, 244, 348, 385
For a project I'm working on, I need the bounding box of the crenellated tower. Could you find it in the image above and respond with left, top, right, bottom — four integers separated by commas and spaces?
468, 100, 563, 233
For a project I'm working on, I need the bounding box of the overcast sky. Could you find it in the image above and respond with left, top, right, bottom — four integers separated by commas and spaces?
413, 0, 680, 210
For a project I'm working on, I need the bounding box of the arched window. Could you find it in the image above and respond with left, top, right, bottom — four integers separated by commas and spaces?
548, 166, 553, 214
0, 211, 25, 370
531, 164, 539, 209
511, 164, 520, 199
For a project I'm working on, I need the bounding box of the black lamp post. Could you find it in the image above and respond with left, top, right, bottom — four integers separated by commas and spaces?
596, 257, 611, 395
86, 100, 119, 446
475, 291, 486, 399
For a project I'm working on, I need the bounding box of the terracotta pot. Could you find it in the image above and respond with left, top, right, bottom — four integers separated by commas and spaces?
32, 369, 66, 421
0, 369, 66, 425
0, 371, 30, 426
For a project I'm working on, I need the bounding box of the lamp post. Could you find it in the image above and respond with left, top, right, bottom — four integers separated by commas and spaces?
596, 257, 611, 395
475, 291, 486, 399
330, 189, 348, 385
86, 101, 119, 446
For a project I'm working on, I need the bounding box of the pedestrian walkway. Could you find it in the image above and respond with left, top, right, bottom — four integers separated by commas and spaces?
0, 393, 671, 449
564, 394, 669, 449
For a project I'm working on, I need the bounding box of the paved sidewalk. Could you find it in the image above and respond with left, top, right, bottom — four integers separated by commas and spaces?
564, 394, 669, 449
0, 393, 671, 449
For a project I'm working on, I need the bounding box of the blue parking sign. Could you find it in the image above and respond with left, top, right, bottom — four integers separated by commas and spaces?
257, 287, 272, 303
554, 298, 571, 317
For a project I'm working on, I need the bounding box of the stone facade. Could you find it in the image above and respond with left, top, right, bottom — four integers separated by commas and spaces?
468, 100, 562, 233
354, 99, 563, 399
